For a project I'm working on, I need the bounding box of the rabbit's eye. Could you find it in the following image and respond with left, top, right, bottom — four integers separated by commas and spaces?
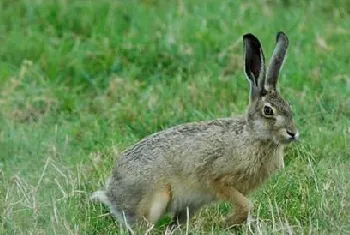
263, 106, 274, 116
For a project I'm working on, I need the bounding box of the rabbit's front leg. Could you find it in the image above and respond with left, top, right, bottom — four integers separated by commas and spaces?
215, 185, 252, 226
228, 188, 252, 225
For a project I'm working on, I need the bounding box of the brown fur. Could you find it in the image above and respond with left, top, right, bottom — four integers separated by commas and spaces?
91, 32, 299, 229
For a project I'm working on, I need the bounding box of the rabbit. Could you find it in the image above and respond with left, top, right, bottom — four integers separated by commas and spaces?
91, 31, 299, 230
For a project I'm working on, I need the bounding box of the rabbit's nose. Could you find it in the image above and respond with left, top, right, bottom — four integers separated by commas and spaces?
286, 130, 299, 140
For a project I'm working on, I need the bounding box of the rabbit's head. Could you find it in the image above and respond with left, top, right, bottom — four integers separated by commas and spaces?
243, 32, 299, 144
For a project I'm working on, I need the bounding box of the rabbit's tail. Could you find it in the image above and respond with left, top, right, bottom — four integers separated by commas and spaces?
91, 177, 136, 227
90, 178, 127, 223
91, 189, 128, 223
90, 190, 110, 206
90, 177, 113, 206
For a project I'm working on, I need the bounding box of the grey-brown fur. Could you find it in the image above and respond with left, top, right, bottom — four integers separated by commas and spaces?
91, 32, 299, 230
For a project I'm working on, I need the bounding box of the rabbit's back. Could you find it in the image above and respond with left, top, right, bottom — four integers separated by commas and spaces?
114, 117, 245, 177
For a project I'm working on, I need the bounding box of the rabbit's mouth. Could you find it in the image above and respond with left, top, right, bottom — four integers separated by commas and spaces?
280, 129, 299, 144
273, 128, 299, 144
281, 138, 297, 144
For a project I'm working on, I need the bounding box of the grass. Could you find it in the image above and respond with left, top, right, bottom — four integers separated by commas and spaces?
0, 0, 349, 234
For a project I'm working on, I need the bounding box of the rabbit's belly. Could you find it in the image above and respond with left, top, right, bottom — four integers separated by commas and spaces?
167, 186, 216, 215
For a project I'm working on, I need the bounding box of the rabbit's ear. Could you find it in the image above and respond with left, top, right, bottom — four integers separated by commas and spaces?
266, 32, 289, 91
243, 33, 266, 99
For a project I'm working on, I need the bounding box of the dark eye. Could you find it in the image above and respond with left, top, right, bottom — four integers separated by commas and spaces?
263, 106, 274, 116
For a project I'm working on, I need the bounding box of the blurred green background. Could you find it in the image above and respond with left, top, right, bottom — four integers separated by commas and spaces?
0, 0, 349, 234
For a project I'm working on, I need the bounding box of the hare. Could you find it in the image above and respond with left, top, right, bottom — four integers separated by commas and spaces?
91, 32, 299, 230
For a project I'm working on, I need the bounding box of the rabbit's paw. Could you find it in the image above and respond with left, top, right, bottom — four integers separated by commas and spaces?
165, 222, 180, 235
223, 214, 248, 228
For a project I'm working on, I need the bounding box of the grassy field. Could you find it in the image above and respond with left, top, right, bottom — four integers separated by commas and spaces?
1, 0, 349, 234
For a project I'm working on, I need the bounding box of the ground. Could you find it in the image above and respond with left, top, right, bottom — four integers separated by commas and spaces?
0, 0, 349, 234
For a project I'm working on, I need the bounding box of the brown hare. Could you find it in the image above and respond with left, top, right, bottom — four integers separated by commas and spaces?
91, 32, 299, 230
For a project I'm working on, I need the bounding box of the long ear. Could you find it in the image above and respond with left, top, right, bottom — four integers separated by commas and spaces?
266, 31, 289, 90
243, 33, 266, 99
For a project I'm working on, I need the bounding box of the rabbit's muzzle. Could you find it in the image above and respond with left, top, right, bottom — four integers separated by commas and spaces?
278, 127, 299, 144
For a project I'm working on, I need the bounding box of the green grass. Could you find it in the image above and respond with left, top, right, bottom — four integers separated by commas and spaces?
1, 0, 349, 234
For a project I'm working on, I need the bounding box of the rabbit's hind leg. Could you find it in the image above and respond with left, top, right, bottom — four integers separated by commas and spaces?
139, 185, 171, 224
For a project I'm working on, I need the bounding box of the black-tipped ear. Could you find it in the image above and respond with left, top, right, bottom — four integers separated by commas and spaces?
266, 31, 289, 90
243, 33, 265, 86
